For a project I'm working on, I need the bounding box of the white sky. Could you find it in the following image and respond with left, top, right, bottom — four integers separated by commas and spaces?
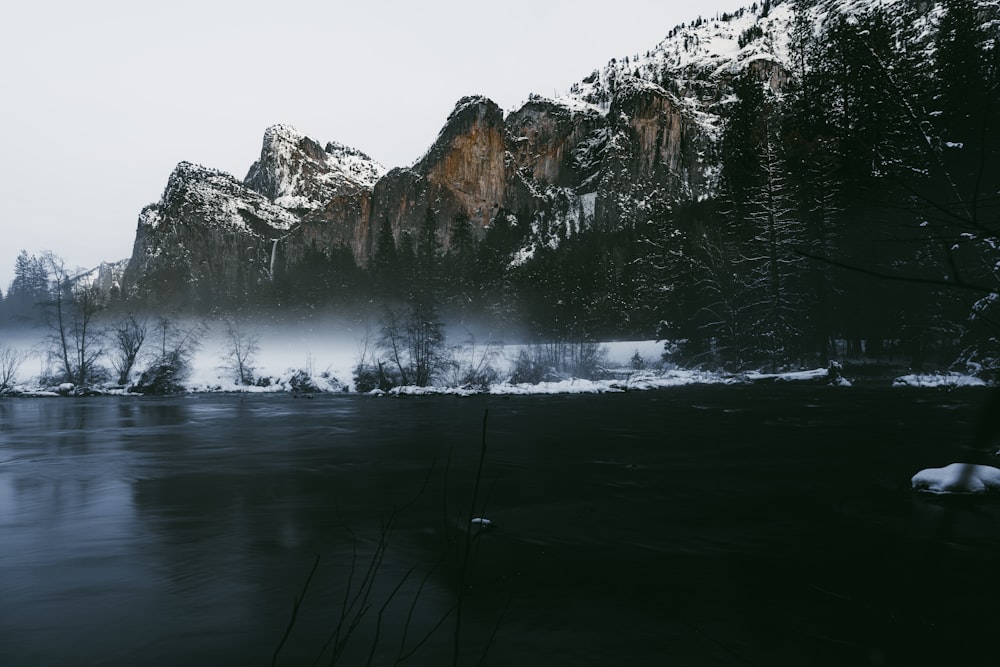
0, 0, 743, 292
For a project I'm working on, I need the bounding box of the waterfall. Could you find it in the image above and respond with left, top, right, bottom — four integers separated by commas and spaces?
269, 238, 279, 281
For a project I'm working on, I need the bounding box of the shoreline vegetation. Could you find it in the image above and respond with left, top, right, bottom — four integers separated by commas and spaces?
1, 308, 992, 397
0, 362, 988, 398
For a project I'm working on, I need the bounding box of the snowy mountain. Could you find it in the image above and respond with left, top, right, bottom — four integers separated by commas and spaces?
124, 3, 803, 309
117, 0, 1000, 377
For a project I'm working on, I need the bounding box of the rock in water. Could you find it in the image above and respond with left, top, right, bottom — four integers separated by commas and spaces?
911, 463, 1000, 494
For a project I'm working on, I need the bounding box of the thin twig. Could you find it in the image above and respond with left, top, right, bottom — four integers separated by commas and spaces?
272, 554, 321, 667
366, 565, 417, 667
453, 409, 490, 666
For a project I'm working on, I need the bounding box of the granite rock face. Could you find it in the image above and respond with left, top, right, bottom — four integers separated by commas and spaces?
120, 1, 840, 307
121, 161, 298, 309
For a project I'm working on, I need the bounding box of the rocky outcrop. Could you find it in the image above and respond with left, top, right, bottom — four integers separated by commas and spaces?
371, 96, 508, 252
244, 125, 385, 269
121, 162, 296, 309
505, 97, 602, 188
244, 125, 384, 209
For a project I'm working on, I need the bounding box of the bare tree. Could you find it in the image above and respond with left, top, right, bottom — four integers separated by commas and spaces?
443, 333, 501, 390
109, 314, 148, 385
376, 302, 448, 387
378, 307, 412, 386
221, 319, 260, 385
0, 344, 27, 393
352, 323, 396, 392
41, 253, 106, 386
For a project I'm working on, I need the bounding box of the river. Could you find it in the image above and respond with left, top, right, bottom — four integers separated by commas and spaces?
1, 387, 999, 666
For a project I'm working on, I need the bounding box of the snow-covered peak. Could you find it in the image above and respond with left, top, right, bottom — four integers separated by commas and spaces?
261, 123, 309, 146
554, 0, 929, 116
160, 160, 298, 233
447, 95, 493, 122
165, 161, 246, 204
556, 1, 796, 114
322, 139, 386, 189
412, 96, 503, 171
245, 124, 386, 210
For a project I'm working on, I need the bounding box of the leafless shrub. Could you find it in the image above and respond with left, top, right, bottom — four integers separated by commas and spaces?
509, 340, 609, 383
0, 344, 27, 392
220, 319, 260, 385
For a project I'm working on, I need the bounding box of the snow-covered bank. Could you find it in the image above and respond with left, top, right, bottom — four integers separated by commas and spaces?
892, 373, 988, 388
1, 364, 855, 398
378, 369, 739, 397
3, 329, 994, 397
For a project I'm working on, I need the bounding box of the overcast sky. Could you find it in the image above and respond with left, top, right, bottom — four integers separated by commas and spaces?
0, 0, 743, 292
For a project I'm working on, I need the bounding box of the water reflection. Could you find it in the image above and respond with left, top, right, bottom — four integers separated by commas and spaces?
2, 390, 1000, 666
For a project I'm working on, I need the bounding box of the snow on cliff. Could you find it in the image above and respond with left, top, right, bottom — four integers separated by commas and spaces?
245, 124, 386, 210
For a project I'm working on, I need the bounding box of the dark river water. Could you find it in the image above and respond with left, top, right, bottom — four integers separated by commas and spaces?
1, 387, 999, 666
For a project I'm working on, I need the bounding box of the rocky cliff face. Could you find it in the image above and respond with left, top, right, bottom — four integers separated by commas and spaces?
370, 96, 508, 253
123, 127, 387, 306
121, 0, 905, 308
506, 98, 602, 188
243, 125, 386, 273
121, 161, 298, 309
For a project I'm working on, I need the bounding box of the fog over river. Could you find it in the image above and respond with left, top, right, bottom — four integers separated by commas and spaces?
2, 388, 999, 665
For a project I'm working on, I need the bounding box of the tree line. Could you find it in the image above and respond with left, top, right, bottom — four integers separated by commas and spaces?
0, 250, 265, 393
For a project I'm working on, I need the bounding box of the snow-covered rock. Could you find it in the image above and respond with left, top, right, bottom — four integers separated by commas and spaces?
743, 367, 849, 384
911, 463, 1000, 495
244, 124, 385, 209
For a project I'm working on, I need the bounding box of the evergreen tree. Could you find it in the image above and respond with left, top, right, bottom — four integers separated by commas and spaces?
397, 231, 416, 287
720, 69, 768, 225
446, 211, 474, 278
925, 0, 1000, 363
5, 250, 51, 323
371, 217, 399, 296
414, 207, 442, 301
738, 128, 809, 370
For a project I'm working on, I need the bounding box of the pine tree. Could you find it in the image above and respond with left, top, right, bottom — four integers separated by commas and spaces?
446, 210, 475, 286
371, 217, 398, 295
738, 128, 809, 370
720, 69, 768, 226
5, 250, 50, 322
415, 207, 442, 298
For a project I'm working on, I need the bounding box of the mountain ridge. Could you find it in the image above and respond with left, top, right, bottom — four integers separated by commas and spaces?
87, 0, 1000, 376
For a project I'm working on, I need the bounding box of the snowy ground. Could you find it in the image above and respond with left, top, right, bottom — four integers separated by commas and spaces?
180, 336, 681, 394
